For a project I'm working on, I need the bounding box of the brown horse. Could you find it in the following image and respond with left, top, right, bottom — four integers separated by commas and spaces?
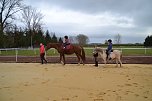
45, 43, 86, 65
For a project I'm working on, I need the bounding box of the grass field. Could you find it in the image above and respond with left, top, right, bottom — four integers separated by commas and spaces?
0, 47, 152, 56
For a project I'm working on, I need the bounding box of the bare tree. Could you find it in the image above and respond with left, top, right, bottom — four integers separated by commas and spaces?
21, 6, 43, 48
21, 6, 43, 32
76, 34, 89, 45
0, 0, 23, 33
114, 34, 121, 44
104, 40, 108, 44
0, 0, 23, 47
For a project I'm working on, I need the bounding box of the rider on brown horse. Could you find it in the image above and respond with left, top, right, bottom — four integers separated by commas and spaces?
63, 35, 70, 49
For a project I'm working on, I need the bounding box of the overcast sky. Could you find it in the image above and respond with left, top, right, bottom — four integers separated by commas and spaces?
24, 0, 152, 43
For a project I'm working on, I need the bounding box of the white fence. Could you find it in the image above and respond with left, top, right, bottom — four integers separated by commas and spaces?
0, 47, 152, 62
84, 47, 152, 54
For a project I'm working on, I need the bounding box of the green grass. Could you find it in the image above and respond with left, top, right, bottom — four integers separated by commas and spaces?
119, 48, 152, 56
0, 47, 152, 56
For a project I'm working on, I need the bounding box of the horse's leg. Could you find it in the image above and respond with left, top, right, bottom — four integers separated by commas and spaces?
100, 53, 106, 67
118, 58, 122, 67
103, 58, 107, 64
60, 54, 64, 65
103, 53, 107, 65
116, 59, 118, 67
79, 54, 85, 65
75, 53, 81, 65
62, 54, 66, 65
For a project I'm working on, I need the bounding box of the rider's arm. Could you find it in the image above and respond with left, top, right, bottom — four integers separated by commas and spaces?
107, 44, 112, 50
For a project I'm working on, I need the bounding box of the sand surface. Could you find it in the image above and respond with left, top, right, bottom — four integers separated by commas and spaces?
0, 63, 152, 101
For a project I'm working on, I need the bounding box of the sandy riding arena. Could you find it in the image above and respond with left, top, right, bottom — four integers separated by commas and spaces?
0, 63, 152, 101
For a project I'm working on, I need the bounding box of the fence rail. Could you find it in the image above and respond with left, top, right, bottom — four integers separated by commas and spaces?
0, 47, 152, 62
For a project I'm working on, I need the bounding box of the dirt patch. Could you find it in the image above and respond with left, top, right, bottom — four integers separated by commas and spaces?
0, 63, 152, 101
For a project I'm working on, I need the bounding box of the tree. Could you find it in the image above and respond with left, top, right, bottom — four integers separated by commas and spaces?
0, 0, 23, 32
104, 40, 108, 44
58, 37, 63, 43
0, 0, 23, 47
51, 33, 57, 43
114, 34, 121, 44
69, 36, 77, 43
33, 28, 45, 47
21, 6, 43, 48
144, 35, 152, 47
21, 6, 43, 32
45, 30, 51, 44
76, 34, 89, 45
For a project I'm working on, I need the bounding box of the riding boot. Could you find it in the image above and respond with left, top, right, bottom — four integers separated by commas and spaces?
44, 59, 47, 64
95, 61, 98, 67
106, 56, 108, 61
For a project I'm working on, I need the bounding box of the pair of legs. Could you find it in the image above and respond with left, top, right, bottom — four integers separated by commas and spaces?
40, 53, 47, 64
106, 50, 112, 60
63, 43, 70, 49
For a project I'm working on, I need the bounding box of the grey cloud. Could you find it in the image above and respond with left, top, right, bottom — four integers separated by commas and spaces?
36, 0, 152, 27
27, 0, 152, 43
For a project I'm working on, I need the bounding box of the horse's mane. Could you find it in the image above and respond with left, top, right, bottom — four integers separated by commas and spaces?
49, 43, 61, 45
94, 47, 104, 53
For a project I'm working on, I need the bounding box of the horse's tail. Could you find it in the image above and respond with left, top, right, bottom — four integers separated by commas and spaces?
81, 47, 86, 63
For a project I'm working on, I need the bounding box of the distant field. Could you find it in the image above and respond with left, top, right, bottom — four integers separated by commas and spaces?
0, 46, 152, 56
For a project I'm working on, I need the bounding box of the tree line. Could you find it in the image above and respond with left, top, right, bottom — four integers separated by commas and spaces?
2, 25, 60, 48
0, 0, 89, 48
1, 0, 151, 48
144, 35, 152, 47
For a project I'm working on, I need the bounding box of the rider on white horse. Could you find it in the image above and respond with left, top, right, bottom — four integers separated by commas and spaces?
106, 39, 113, 60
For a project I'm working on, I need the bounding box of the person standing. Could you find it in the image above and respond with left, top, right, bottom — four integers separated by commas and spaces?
93, 46, 98, 67
40, 43, 47, 64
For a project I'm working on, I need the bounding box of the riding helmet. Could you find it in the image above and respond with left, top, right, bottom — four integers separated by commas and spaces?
108, 39, 112, 43
64, 35, 68, 39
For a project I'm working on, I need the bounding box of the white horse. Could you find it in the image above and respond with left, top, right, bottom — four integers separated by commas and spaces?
93, 47, 122, 67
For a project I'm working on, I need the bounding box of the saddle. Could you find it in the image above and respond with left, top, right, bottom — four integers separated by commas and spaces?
106, 50, 113, 60
62, 43, 72, 50
106, 49, 113, 54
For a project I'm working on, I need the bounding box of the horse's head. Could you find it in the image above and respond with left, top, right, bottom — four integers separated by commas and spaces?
93, 47, 103, 53
45, 43, 54, 51
45, 43, 61, 51
45, 44, 50, 51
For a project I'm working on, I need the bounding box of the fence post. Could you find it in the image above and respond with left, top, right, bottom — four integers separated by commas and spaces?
34, 49, 36, 55
121, 48, 123, 54
144, 48, 146, 54
16, 49, 18, 62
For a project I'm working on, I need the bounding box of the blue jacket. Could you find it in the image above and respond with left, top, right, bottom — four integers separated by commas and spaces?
107, 43, 112, 51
